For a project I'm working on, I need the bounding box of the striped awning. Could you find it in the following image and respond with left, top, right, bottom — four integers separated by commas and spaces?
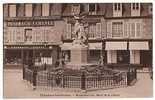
105, 42, 127, 50
89, 43, 102, 50
129, 41, 149, 50
60, 43, 102, 50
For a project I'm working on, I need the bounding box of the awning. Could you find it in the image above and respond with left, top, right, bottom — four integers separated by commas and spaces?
60, 43, 72, 50
129, 41, 149, 50
89, 43, 102, 50
105, 42, 127, 50
60, 43, 102, 50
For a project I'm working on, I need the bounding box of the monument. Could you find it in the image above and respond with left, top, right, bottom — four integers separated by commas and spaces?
67, 13, 91, 70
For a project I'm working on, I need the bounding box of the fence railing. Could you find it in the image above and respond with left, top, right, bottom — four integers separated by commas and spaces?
23, 66, 137, 91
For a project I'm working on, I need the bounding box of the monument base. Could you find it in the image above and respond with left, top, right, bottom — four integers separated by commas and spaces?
67, 43, 89, 70
66, 63, 93, 70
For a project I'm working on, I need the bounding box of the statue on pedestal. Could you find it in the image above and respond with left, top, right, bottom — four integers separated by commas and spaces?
72, 13, 88, 46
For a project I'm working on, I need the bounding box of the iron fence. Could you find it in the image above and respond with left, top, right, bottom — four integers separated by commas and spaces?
23, 66, 136, 91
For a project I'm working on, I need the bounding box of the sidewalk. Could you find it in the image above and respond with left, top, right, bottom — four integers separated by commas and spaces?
3, 69, 153, 98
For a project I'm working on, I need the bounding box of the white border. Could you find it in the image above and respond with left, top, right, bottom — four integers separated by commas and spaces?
0, 0, 154, 100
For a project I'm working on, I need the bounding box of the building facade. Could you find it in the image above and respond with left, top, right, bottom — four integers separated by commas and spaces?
3, 3, 152, 68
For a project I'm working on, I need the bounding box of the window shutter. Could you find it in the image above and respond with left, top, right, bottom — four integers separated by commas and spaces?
136, 23, 141, 38
130, 23, 135, 37
96, 23, 101, 38
107, 51, 112, 63
101, 18, 106, 38
4, 4, 9, 17
124, 22, 128, 38
107, 22, 112, 38
42, 4, 49, 16
17, 4, 24, 17
53, 4, 62, 16
13, 30, 16, 43
112, 50, 117, 63
9, 5, 16, 17
33, 4, 42, 16
66, 24, 71, 39
25, 4, 32, 17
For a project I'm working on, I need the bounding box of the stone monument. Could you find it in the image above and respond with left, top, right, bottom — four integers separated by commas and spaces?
67, 13, 91, 70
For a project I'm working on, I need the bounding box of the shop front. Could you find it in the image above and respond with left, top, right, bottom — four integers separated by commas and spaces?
4, 45, 60, 68
60, 42, 103, 64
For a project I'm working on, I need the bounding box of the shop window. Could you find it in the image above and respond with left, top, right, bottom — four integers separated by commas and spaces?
117, 50, 130, 64
62, 50, 70, 62
88, 50, 101, 63
5, 50, 22, 65
140, 50, 152, 65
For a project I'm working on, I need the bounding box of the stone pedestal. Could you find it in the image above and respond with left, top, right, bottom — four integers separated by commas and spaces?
67, 43, 89, 70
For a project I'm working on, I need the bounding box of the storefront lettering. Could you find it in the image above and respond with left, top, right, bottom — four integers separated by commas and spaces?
7, 20, 54, 27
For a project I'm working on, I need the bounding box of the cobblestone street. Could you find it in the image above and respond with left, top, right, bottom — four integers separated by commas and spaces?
3, 69, 153, 98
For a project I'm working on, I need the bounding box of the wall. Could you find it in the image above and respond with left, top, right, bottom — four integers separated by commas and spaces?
4, 20, 65, 45
106, 18, 152, 39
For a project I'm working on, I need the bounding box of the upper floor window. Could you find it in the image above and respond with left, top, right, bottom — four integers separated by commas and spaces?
114, 3, 121, 11
16, 4, 25, 17
131, 3, 140, 16
25, 4, 32, 17
33, 4, 42, 16
71, 4, 80, 15
24, 29, 32, 42
112, 22, 123, 37
88, 23, 96, 38
149, 5, 152, 15
113, 3, 122, 17
9, 4, 16, 17
42, 4, 50, 16
132, 3, 140, 10
88, 4, 97, 15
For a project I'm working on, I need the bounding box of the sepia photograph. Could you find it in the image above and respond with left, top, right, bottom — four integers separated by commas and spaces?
3, 2, 153, 98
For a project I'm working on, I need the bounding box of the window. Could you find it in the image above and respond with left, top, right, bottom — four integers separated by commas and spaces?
113, 3, 122, 17
149, 5, 152, 15
88, 50, 101, 63
9, 4, 16, 17
16, 4, 24, 17
112, 22, 123, 37
24, 29, 32, 42
117, 51, 130, 64
88, 4, 97, 15
114, 3, 121, 11
25, 4, 32, 17
33, 4, 42, 16
129, 22, 141, 38
89, 4, 96, 12
132, 3, 140, 10
88, 23, 96, 38
42, 4, 50, 16
71, 4, 80, 15
131, 3, 140, 16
